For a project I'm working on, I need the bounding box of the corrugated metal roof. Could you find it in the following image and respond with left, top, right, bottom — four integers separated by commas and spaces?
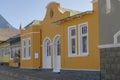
61, 8, 81, 16
53, 11, 93, 24
25, 20, 41, 28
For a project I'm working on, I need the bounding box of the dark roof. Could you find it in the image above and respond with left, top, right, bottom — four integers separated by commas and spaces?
6, 34, 20, 43
0, 15, 16, 29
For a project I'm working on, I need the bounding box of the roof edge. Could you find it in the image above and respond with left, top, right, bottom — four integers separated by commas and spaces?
53, 11, 93, 24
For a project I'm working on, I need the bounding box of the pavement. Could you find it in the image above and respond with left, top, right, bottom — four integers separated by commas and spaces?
0, 73, 22, 80
0, 65, 82, 80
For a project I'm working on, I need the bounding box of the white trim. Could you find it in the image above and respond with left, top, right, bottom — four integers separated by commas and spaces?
53, 35, 60, 43
78, 22, 89, 56
10, 44, 20, 48
42, 37, 51, 46
42, 37, 52, 68
21, 37, 31, 60
106, 0, 111, 14
21, 32, 40, 37
98, 44, 120, 49
114, 30, 120, 44
91, 0, 98, 3
61, 68, 100, 71
68, 25, 77, 57
53, 35, 61, 72
10, 48, 13, 60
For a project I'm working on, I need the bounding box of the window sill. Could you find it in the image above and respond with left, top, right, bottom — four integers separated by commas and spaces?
68, 54, 77, 57
106, 10, 111, 14
10, 58, 13, 60
21, 57, 31, 60
78, 53, 89, 57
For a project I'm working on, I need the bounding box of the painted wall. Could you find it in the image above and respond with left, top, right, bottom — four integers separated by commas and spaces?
20, 26, 41, 68
20, 2, 70, 69
59, 2, 100, 70
40, 2, 72, 69
98, 0, 120, 45
0, 43, 10, 64
20, 1, 100, 70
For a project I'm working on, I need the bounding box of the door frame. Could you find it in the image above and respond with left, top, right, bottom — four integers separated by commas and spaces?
53, 35, 61, 72
42, 37, 51, 69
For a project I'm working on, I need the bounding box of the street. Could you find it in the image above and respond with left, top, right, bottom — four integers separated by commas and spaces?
0, 73, 21, 80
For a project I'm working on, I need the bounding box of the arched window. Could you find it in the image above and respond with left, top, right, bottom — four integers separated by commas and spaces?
114, 31, 120, 44
43, 37, 51, 68
54, 36, 60, 56
44, 38, 51, 56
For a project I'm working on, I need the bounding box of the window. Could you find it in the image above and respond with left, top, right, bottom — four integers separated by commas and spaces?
57, 40, 60, 56
46, 40, 51, 56
27, 39, 31, 57
10, 48, 13, 60
22, 40, 26, 59
10, 47, 20, 60
106, 0, 111, 13
78, 22, 88, 56
68, 25, 76, 57
22, 38, 31, 60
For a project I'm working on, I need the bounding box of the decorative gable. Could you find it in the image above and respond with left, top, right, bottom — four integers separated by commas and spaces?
42, 2, 80, 24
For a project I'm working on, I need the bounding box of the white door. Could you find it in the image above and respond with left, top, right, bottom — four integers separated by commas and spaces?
43, 38, 51, 68
53, 36, 61, 72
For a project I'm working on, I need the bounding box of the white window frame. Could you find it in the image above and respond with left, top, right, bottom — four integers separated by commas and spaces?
106, 0, 111, 13
26, 38, 31, 59
22, 39, 26, 60
68, 25, 77, 57
22, 38, 31, 60
10, 47, 14, 60
46, 40, 51, 56
78, 22, 89, 56
114, 30, 120, 44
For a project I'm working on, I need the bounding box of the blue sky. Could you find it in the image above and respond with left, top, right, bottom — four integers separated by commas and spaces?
0, 0, 92, 29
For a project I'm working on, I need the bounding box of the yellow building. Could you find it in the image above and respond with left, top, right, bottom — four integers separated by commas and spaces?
8, 34, 20, 67
0, 41, 10, 65
21, 0, 100, 76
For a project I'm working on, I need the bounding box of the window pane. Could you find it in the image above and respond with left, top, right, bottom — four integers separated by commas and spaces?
28, 39, 30, 45
24, 47, 26, 58
57, 40, 60, 56
28, 47, 30, 57
106, 0, 111, 13
71, 29, 75, 36
71, 38, 76, 54
24, 41, 26, 46
82, 26, 87, 34
47, 41, 51, 56
82, 36, 87, 53
11, 48, 14, 58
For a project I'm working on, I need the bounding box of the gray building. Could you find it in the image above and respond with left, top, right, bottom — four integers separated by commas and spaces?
98, 0, 120, 45
98, 0, 120, 80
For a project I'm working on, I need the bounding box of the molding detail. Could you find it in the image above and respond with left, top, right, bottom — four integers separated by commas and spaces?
61, 68, 100, 71
99, 44, 120, 49
21, 32, 40, 37
114, 30, 120, 44
91, 0, 98, 3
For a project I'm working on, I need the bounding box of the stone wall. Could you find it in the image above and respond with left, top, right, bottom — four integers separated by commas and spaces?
61, 70, 100, 80
100, 47, 120, 80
